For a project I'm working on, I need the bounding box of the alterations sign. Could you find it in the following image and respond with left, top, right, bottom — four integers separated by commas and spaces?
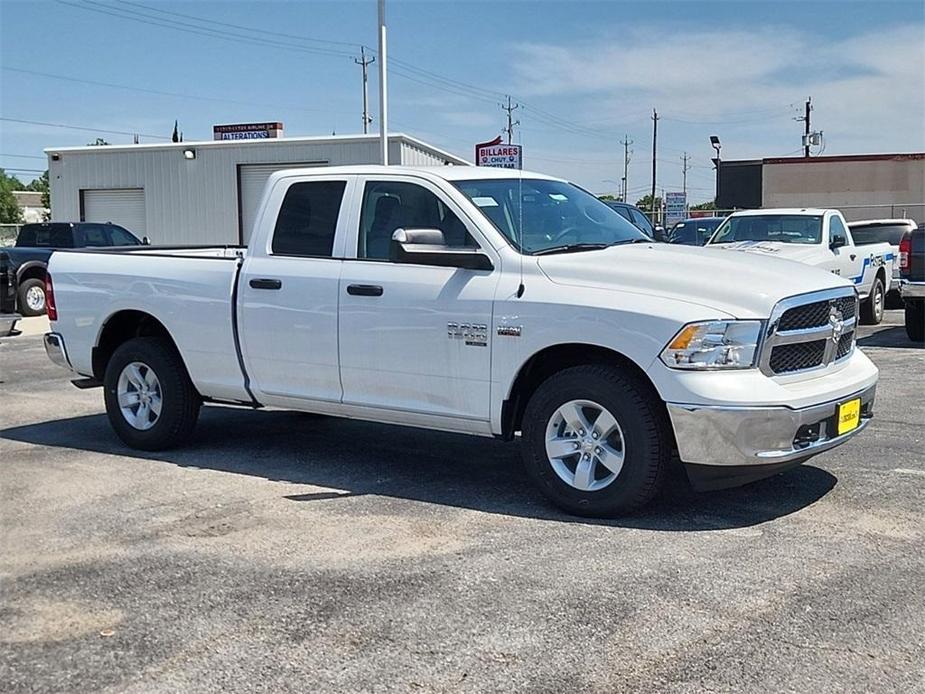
213, 122, 284, 141
665, 191, 687, 226
475, 136, 523, 169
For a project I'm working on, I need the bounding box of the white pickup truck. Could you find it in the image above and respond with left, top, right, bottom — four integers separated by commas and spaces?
43, 166, 878, 516
707, 208, 896, 325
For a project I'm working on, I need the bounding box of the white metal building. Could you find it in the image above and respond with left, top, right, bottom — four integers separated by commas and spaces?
46, 134, 469, 245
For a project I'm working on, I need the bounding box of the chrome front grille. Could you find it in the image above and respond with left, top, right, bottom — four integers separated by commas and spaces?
777, 295, 857, 331
760, 288, 859, 376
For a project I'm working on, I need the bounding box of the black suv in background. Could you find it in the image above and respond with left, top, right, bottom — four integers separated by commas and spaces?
899, 223, 925, 342
603, 201, 665, 241
8, 222, 145, 316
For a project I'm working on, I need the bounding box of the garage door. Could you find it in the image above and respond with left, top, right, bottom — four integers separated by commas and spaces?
238, 162, 325, 243
83, 189, 146, 238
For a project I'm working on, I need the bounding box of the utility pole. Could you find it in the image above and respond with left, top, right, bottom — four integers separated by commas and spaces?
377, 0, 389, 165
795, 96, 812, 157
620, 134, 633, 202
354, 46, 375, 134
650, 109, 658, 224
680, 152, 690, 198
501, 96, 520, 144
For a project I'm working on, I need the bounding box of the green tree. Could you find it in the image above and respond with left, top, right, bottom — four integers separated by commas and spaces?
88, 138, 110, 146
0, 169, 24, 224
26, 170, 50, 211
635, 194, 662, 213
691, 199, 717, 211
597, 194, 617, 201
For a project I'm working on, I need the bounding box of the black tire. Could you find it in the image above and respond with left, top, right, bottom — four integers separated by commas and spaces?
17, 277, 46, 317
905, 300, 925, 342
860, 276, 884, 325
103, 337, 201, 450
885, 290, 904, 311
521, 364, 671, 517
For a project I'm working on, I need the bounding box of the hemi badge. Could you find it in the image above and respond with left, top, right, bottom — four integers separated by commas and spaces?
497, 325, 522, 337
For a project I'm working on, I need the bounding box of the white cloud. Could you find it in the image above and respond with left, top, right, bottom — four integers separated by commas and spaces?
508, 23, 925, 158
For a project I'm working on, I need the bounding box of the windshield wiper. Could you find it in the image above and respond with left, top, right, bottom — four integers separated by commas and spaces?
610, 237, 652, 245
532, 243, 610, 256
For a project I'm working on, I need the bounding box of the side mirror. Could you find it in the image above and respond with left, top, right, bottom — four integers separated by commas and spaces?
142, 236, 151, 245
830, 235, 847, 250
389, 228, 493, 271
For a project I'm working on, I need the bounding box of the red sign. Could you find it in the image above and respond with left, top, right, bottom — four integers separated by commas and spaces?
475, 136, 523, 169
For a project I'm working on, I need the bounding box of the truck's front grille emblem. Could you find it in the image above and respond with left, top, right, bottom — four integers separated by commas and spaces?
761, 289, 858, 376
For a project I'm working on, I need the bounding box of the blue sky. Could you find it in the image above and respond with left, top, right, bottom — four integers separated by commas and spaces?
1, 0, 923, 203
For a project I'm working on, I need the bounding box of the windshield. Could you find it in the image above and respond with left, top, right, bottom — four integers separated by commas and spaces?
710, 214, 823, 245
453, 178, 647, 254
850, 224, 909, 246
668, 218, 722, 245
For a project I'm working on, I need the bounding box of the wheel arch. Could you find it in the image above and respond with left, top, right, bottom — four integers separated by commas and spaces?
92, 310, 187, 383
500, 342, 667, 440
16, 261, 47, 284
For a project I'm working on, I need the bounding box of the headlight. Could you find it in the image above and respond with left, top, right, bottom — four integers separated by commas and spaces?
660, 320, 762, 370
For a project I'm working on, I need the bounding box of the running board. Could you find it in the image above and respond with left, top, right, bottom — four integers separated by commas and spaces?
71, 377, 102, 389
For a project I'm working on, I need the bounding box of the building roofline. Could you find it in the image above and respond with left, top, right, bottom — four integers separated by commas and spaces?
721, 152, 925, 166
44, 132, 470, 165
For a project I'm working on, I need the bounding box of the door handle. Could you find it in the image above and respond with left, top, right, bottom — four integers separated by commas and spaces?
249, 278, 282, 290
346, 284, 383, 297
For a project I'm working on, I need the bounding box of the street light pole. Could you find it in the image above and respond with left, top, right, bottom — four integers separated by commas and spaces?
377, 0, 389, 165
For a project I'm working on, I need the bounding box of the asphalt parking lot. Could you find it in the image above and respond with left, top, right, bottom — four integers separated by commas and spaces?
1, 312, 923, 693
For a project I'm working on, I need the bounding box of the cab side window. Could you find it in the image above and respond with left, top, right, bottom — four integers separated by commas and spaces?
272, 180, 347, 257
81, 224, 110, 247
358, 180, 476, 260
829, 216, 849, 246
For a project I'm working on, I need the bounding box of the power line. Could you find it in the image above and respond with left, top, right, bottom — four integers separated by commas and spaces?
2, 66, 346, 115
117, 0, 362, 50
0, 116, 170, 140
0, 152, 46, 160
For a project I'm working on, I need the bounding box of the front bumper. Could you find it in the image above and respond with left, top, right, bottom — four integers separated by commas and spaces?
44, 332, 74, 371
900, 280, 925, 300
0, 312, 21, 338
667, 381, 876, 469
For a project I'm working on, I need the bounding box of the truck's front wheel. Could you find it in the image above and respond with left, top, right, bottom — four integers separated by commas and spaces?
860, 277, 885, 325
521, 365, 671, 517
103, 337, 201, 450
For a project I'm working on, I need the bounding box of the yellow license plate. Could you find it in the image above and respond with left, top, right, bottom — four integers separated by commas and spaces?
837, 398, 861, 435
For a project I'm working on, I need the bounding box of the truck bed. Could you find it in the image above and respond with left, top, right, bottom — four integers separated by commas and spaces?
47, 246, 250, 402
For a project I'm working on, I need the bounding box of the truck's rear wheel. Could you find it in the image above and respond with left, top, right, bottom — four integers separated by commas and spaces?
18, 277, 46, 316
521, 365, 670, 517
860, 277, 884, 325
103, 337, 201, 450
906, 300, 925, 342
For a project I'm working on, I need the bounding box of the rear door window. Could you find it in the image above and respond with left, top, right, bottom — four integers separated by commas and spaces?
79, 224, 110, 247
271, 180, 347, 257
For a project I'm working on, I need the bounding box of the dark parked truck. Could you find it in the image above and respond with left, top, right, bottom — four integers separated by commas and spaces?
899, 224, 925, 342
0, 250, 21, 338
8, 222, 145, 316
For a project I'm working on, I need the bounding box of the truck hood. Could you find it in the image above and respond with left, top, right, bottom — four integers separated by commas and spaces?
537, 243, 849, 318
709, 240, 824, 264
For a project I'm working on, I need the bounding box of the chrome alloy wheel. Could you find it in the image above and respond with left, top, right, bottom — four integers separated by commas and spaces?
545, 399, 626, 492
25, 285, 45, 312
117, 361, 162, 431
873, 283, 884, 321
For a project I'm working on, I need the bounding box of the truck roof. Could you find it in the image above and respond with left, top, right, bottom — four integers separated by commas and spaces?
731, 208, 833, 216
848, 218, 917, 227
266, 164, 566, 183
